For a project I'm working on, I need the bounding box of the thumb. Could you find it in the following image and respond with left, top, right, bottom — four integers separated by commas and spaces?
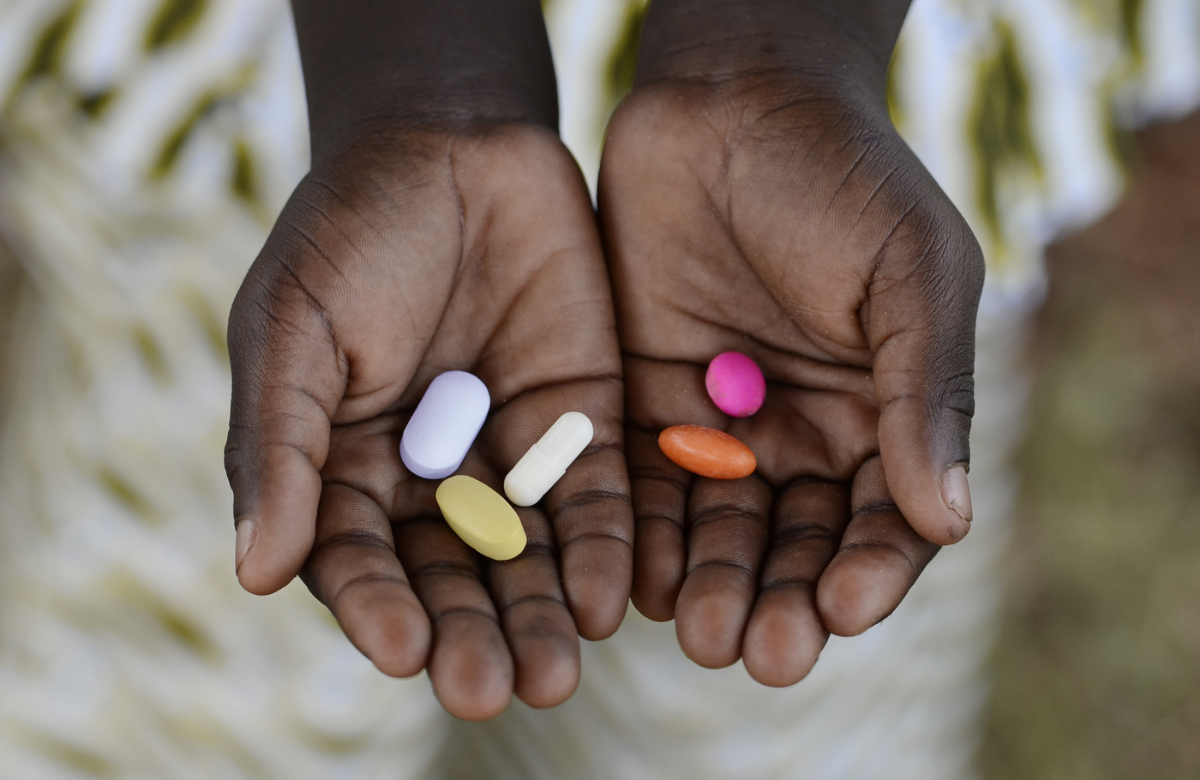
225, 237, 348, 595
868, 213, 985, 546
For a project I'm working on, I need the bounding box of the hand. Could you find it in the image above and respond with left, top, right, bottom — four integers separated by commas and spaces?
225, 121, 631, 719
225, 0, 631, 721
598, 0, 983, 686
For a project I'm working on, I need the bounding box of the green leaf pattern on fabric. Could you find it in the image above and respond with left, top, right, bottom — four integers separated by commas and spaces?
146, 0, 208, 51
969, 21, 1043, 264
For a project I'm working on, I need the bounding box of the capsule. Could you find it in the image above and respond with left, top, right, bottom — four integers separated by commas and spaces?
658, 425, 756, 479
504, 412, 594, 506
436, 475, 527, 560
400, 371, 490, 480
705, 351, 766, 418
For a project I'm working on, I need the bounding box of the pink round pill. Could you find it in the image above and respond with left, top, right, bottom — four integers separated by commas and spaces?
705, 351, 766, 417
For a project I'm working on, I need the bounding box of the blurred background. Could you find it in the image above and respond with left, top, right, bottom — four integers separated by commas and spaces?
981, 109, 1200, 780
0, 0, 1197, 778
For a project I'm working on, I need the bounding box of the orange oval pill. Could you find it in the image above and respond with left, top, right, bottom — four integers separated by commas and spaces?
658, 425, 756, 479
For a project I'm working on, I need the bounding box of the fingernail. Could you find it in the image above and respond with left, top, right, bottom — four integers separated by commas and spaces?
940, 466, 973, 525
235, 519, 257, 572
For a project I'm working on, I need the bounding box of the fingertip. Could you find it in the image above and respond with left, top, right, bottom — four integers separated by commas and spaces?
562, 537, 632, 640
939, 465, 972, 539
341, 585, 432, 679
631, 517, 685, 622
371, 632, 432, 680
742, 588, 827, 687
235, 565, 286, 597
631, 590, 676, 623
233, 449, 323, 594
235, 530, 307, 596
428, 615, 514, 721
513, 632, 580, 709
234, 518, 257, 579
501, 591, 581, 708
876, 379, 973, 546
235, 515, 317, 596
877, 445, 970, 547
944, 519, 969, 545
573, 598, 629, 642
908, 505, 969, 547
816, 548, 913, 636
674, 566, 753, 669
909, 466, 972, 545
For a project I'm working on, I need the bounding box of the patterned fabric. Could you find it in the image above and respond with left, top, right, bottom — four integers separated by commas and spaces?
0, 0, 1196, 777
0, 2, 448, 777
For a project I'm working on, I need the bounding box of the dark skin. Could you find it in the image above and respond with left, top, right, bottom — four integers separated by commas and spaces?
226, 0, 982, 715
601, 0, 983, 685
226, 0, 631, 720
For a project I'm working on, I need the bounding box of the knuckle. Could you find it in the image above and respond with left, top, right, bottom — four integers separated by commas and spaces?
931, 369, 976, 419
222, 438, 244, 481
689, 501, 767, 529
877, 199, 986, 306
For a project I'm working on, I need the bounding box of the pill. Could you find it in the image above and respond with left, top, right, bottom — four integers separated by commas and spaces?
504, 412, 594, 506
436, 475, 527, 560
400, 370, 490, 480
658, 424, 756, 479
705, 351, 766, 417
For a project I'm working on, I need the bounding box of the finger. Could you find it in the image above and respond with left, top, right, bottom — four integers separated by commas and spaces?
486, 506, 581, 709
482, 382, 633, 641
392, 442, 580, 712
302, 484, 430, 678
741, 479, 850, 687
816, 456, 939, 636
226, 242, 347, 595
451, 129, 634, 637
395, 514, 513, 721
868, 212, 985, 546
624, 357, 717, 621
544, 444, 633, 640
627, 427, 691, 621
674, 476, 773, 669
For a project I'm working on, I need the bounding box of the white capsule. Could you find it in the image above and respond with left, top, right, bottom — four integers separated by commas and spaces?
400, 371, 490, 480
504, 412, 594, 506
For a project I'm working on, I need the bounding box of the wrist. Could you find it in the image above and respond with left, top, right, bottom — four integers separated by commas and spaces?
635, 0, 911, 106
292, 0, 557, 161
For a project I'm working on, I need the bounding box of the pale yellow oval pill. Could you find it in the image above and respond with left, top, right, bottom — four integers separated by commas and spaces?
435, 475, 527, 561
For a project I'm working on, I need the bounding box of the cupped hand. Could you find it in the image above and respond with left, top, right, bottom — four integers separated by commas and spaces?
225, 123, 631, 719
599, 78, 984, 686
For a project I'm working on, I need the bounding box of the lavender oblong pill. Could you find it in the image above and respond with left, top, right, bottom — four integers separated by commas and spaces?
400, 371, 490, 480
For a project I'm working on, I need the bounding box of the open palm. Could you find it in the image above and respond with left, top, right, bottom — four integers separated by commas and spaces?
225, 124, 631, 719
600, 80, 984, 686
